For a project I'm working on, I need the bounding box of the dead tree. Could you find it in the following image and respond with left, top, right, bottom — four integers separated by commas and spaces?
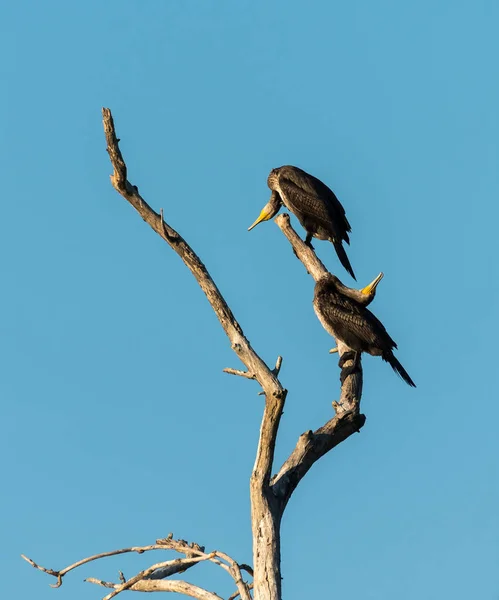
22, 108, 376, 600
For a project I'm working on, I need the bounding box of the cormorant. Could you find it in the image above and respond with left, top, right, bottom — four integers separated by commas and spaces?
248, 166, 356, 280
313, 273, 416, 387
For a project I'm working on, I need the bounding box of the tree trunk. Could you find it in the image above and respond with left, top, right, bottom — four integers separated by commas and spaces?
251, 480, 282, 600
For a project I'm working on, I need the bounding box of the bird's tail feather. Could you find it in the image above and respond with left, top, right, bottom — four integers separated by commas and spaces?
383, 352, 416, 387
333, 241, 356, 281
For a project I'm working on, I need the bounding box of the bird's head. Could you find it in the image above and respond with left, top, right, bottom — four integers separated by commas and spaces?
247, 190, 282, 231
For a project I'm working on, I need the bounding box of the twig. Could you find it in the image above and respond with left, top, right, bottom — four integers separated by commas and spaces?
223, 356, 281, 382
226, 355, 282, 396
229, 582, 254, 600
223, 368, 256, 379
258, 356, 283, 395
86, 578, 115, 589
272, 356, 283, 376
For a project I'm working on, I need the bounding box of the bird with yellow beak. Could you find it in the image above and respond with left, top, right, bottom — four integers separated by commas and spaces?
249, 165, 356, 280
314, 273, 416, 387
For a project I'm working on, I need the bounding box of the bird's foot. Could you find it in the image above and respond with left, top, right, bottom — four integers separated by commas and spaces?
338, 351, 356, 369
304, 233, 315, 250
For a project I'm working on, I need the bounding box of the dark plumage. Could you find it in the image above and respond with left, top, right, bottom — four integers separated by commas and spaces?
248, 165, 356, 280
313, 274, 416, 387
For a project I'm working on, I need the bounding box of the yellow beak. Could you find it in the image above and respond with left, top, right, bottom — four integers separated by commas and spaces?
360, 272, 384, 296
248, 208, 272, 231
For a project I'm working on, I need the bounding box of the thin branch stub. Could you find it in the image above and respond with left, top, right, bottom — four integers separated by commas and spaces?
223, 367, 256, 380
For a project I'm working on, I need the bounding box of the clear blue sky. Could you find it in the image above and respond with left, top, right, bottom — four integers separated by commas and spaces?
2, 1, 498, 598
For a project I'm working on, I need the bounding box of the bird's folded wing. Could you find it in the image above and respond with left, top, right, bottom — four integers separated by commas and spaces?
279, 179, 345, 239
283, 168, 351, 227
318, 294, 396, 349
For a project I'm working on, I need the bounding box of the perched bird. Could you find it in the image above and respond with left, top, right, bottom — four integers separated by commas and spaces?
248, 165, 356, 280
313, 273, 416, 387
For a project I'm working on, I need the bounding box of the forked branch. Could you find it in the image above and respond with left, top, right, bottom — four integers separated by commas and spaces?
270, 213, 369, 509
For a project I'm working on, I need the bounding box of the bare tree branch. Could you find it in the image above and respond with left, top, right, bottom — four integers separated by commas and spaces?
271, 213, 369, 508
21, 545, 177, 588
86, 577, 223, 600
223, 355, 282, 381
143, 557, 206, 580
102, 108, 284, 400
101, 555, 215, 600
223, 367, 257, 379
271, 409, 366, 509
272, 356, 283, 376
229, 582, 255, 600
274, 214, 328, 280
